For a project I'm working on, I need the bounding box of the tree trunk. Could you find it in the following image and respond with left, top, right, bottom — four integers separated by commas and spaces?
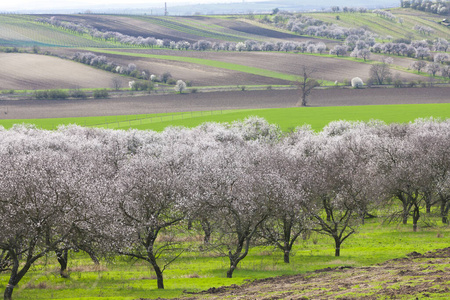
326, 211, 331, 222
87, 251, 99, 265
4, 284, 14, 300
154, 266, 164, 289
226, 265, 236, 278
56, 249, 69, 278
441, 200, 449, 224
201, 220, 212, 245
334, 238, 341, 257
148, 257, 164, 289
412, 205, 420, 232
284, 250, 290, 264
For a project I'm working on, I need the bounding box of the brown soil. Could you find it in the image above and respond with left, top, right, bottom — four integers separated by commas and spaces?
39, 14, 208, 43
0, 53, 129, 90
96, 53, 288, 87
162, 248, 450, 300
41, 14, 333, 44
72, 48, 426, 83
0, 87, 448, 120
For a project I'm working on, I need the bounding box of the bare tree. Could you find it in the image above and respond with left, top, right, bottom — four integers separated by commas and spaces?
369, 63, 392, 85
296, 65, 321, 107
111, 77, 122, 91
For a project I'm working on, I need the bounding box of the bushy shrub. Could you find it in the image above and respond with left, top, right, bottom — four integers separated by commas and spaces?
394, 79, 403, 88
167, 78, 177, 85
70, 89, 87, 99
93, 89, 109, 99
35, 89, 68, 100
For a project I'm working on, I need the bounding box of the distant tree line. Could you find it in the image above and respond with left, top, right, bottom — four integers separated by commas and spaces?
1, 117, 449, 299
35, 16, 329, 53
402, 0, 450, 15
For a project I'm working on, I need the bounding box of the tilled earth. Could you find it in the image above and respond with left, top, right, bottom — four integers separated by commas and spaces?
164, 248, 450, 300
1, 87, 449, 120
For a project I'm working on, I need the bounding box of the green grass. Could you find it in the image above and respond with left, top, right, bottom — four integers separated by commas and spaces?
133, 16, 253, 42
1, 217, 449, 300
303, 8, 450, 41
0, 15, 117, 48
2, 103, 448, 132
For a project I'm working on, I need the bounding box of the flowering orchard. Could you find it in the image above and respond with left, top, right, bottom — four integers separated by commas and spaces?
0, 117, 449, 299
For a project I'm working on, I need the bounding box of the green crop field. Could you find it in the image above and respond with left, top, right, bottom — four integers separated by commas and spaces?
2, 104, 449, 132
303, 8, 450, 41
1, 218, 448, 300
0, 15, 117, 48
134, 16, 253, 42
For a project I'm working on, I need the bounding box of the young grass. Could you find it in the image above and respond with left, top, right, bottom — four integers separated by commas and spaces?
1, 104, 449, 132
1, 218, 449, 299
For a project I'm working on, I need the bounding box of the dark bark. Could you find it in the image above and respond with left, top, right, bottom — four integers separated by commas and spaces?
312, 205, 355, 257
86, 250, 99, 265
438, 193, 450, 224
227, 237, 247, 278
4, 249, 45, 300
201, 219, 212, 245
227, 217, 265, 278
284, 250, 290, 263
55, 248, 69, 278
441, 197, 450, 224
76, 244, 99, 265
334, 238, 342, 257
412, 204, 420, 232
150, 259, 164, 289
4, 284, 13, 300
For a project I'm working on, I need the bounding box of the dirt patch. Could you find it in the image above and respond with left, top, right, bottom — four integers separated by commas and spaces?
160, 247, 450, 300
0, 53, 128, 90
0, 87, 448, 120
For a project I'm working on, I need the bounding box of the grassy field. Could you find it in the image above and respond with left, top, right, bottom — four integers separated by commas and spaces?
0, 15, 117, 48
1, 103, 450, 131
303, 8, 450, 41
1, 217, 448, 300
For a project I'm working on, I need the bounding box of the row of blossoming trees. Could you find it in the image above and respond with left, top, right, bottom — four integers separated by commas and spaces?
1, 117, 449, 298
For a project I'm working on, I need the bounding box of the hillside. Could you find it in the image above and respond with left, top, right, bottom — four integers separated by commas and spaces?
0, 53, 128, 90
0, 8, 448, 94
303, 8, 450, 40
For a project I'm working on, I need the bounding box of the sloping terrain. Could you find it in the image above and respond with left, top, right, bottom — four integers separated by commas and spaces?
41, 14, 322, 43
0, 53, 129, 90
304, 8, 450, 41
75, 48, 426, 83
0, 15, 114, 48
172, 248, 450, 299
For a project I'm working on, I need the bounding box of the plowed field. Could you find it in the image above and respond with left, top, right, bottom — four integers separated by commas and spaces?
1, 88, 449, 120
0, 53, 129, 90
39, 14, 327, 44
59, 48, 426, 84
